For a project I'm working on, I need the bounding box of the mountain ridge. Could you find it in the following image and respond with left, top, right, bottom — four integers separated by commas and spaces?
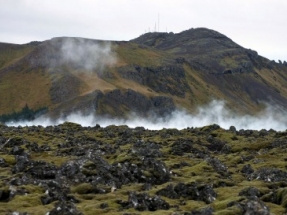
0, 27, 287, 121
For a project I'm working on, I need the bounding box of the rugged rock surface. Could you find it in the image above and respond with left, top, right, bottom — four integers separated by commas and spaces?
1, 123, 287, 214
51, 88, 175, 118
118, 65, 190, 97
156, 182, 217, 203
117, 192, 170, 211
97, 88, 175, 117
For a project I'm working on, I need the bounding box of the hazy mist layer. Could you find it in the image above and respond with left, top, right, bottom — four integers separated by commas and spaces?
6, 101, 287, 131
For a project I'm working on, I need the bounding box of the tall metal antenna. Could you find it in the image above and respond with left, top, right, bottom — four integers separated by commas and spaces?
158, 13, 160, 32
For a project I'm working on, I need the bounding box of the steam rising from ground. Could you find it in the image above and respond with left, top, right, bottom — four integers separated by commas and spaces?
6, 101, 287, 131
60, 38, 116, 72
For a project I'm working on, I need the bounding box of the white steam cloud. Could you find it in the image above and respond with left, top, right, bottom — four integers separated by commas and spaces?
6, 100, 287, 131
60, 38, 116, 72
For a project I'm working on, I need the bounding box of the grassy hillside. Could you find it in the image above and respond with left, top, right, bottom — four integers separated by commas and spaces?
0, 69, 51, 115
0, 28, 287, 119
0, 42, 37, 70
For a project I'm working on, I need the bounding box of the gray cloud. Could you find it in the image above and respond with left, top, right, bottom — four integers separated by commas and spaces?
0, 0, 286, 61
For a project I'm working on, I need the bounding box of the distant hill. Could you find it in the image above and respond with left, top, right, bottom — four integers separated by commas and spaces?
1, 28, 287, 121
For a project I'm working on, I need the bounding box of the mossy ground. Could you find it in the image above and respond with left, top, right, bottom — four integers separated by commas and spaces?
0, 123, 287, 214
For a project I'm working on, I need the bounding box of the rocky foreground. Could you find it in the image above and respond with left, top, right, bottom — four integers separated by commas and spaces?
0, 122, 287, 214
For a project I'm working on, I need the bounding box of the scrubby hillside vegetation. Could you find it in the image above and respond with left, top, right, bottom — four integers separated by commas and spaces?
1, 28, 287, 121
1, 123, 287, 214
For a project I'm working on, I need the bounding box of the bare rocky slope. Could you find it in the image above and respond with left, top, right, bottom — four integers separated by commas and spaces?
0, 28, 287, 121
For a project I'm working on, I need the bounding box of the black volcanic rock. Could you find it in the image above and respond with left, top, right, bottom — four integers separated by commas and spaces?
132, 139, 162, 157
48, 201, 82, 215
186, 207, 214, 215
249, 168, 287, 182
239, 187, 262, 198
1, 124, 287, 214
117, 192, 170, 211
0, 158, 8, 167
156, 182, 217, 204
237, 198, 270, 215
170, 139, 194, 156
12, 153, 30, 173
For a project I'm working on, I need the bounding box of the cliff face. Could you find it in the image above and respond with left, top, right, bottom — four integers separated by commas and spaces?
0, 28, 287, 119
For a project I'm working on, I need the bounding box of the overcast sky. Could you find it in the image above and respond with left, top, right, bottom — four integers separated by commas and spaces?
0, 0, 286, 61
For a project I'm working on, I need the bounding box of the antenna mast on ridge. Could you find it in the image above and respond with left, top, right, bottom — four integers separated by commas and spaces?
158, 13, 160, 32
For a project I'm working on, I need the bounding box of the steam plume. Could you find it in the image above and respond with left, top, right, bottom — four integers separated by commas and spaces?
60, 37, 116, 72
6, 100, 287, 131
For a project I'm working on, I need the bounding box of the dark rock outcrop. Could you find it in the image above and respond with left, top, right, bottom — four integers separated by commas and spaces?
239, 187, 262, 198
156, 182, 217, 204
98, 88, 175, 117
117, 192, 170, 211
50, 88, 175, 119
185, 207, 214, 215
118, 65, 190, 97
237, 198, 270, 215
47, 201, 83, 215
248, 168, 287, 182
